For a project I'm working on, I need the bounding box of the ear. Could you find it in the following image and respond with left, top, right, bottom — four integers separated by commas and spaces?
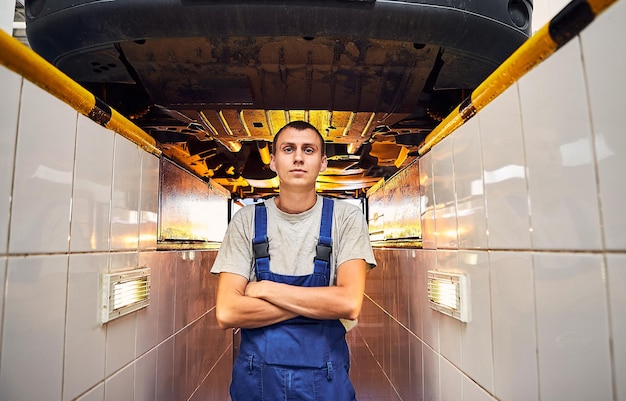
269, 154, 276, 172
319, 155, 327, 173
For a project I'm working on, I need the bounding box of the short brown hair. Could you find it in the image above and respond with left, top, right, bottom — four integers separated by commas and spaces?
271, 121, 325, 155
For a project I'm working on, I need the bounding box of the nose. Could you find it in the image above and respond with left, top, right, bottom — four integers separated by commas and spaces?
293, 148, 304, 162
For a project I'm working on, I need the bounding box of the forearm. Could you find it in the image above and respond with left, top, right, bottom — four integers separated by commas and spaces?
245, 259, 367, 321
216, 294, 297, 329
247, 281, 362, 321
215, 272, 297, 329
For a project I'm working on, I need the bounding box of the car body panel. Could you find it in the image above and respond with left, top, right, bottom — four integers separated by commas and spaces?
25, 0, 533, 199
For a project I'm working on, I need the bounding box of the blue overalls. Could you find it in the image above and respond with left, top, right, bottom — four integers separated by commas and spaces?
230, 198, 357, 401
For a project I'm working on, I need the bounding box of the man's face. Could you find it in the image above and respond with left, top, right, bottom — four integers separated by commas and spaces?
270, 127, 327, 191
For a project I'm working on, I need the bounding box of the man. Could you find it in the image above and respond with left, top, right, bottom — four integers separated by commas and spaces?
212, 120, 376, 400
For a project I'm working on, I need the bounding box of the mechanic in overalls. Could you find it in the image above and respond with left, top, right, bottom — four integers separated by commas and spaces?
212, 121, 377, 400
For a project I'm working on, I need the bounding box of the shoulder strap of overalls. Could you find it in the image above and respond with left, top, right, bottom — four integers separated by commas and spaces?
313, 197, 334, 276
252, 198, 334, 275
252, 202, 270, 273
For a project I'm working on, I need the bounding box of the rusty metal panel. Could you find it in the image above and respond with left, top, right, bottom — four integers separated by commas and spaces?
383, 161, 421, 240
158, 158, 229, 242
368, 187, 386, 241
367, 160, 421, 241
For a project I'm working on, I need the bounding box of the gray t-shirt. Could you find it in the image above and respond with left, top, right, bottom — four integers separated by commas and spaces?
211, 195, 376, 284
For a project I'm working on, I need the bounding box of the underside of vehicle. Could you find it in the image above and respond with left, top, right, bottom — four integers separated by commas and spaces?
25, 0, 533, 199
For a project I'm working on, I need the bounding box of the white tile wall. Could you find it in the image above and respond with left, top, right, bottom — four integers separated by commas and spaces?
607, 254, 626, 401
531, 0, 571, 32
174, 329, 188, 398
156, 337, 175, 401
0, 44, 228, 401
490, 251, 538, 401
136, 252, 160, 358
440, 356, 462, 401
175, 253, 191, 331
9, 80, 78, 254
409, 335, 424, 398
110, 135, 142, 251
534, 252, 612, 400
519, 40, 603, 251
423, 345, 440, 401
104, 362, 134, 401
463, 376, 496, 401
432, 136, 458, 249
408, 249, 423, 339
420, 250, 440, 351
135, 348, 157, 401
70, 116, 114, 252
437, 250, 461, 367
0, 67, 20, 253
109, 250, 138, 273
105, 253, 139, 376
63, 253, 107, 401
479, 85, 531, 250
400, 2, 626, 401
580, 0, 626, 251
0, 257, 4, 342
0, 0, 13, 33
105, 313, 136, 377
0, 255, 68, 401
157, 252, 177, 343
452, 118, 488, 249
459, 250, 493, 393
76, 384, 104, 401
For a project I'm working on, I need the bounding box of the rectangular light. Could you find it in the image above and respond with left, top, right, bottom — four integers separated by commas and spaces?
101, 267, 151, 324
427, 270, 469, 323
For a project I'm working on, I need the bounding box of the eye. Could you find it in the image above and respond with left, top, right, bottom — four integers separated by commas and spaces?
283, 146, 293, 153
304, 147, 315, 154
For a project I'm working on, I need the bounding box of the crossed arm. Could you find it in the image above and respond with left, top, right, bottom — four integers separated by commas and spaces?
215, 258, 368, 329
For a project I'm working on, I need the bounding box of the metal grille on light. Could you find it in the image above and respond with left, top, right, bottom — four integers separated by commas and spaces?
101, 268, 151, 324
427, 271, 469, 322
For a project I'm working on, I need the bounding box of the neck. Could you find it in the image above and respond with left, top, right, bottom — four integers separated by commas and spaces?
274, 191, 318, 214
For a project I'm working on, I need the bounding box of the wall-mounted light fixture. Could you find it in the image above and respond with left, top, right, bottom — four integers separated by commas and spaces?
427, 270, 469, 323
101, 267, 151, 324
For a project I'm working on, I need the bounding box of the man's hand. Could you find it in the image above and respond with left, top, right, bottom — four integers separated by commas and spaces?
244, 280, 265, 298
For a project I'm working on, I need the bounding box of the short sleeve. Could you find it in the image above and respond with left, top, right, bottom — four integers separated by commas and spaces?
210, 205, 256, 280
333, 202, 377, 270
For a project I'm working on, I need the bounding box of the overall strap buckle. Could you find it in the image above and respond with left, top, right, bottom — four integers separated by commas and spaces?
315, 242, 332, 263
253, 236, 269, 259
314, 198, 334, 263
